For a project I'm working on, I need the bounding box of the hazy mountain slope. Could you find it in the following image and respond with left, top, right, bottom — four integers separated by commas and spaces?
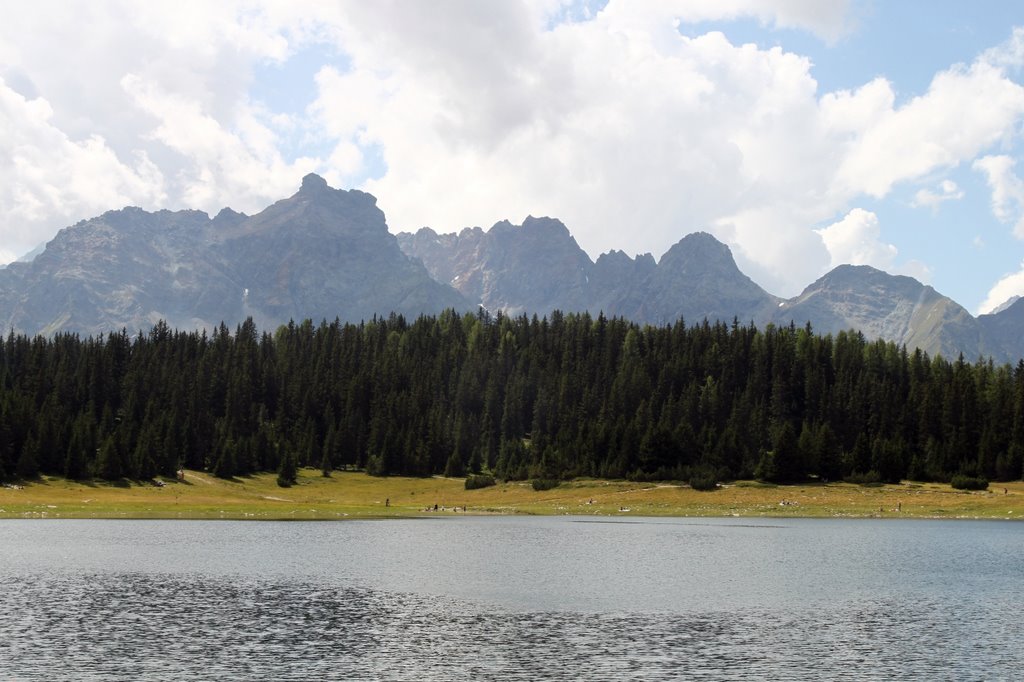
398, 216, 592, 315
207, 174, 470, 327
605, 232, 779, 326
6, 174, 1024, 364
0, 174, 471, 336
776, 265, 986, 360
399, 228, 778, 325
979, 297, 1024, 364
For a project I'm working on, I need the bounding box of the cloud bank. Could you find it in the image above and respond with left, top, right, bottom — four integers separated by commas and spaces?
2, 2, 1024, 301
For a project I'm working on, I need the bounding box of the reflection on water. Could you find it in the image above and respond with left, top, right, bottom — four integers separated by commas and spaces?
0, 574, 983, 680
0, 517, 1021, 680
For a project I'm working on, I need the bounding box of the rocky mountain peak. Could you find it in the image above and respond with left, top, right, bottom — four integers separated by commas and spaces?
299, 172, 330, 193
11, 173, 1024, 363
0, 176, 470, 336
778, 263, 983, 360
659, 231, 734, 270
212, 207, 247, 229
990, 295, 1022, 315
521, 215, 571, 238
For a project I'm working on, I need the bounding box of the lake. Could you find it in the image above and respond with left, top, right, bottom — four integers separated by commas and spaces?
0, 516, 1021, 680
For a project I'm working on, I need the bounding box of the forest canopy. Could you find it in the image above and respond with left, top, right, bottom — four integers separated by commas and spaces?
0, 310, 1021, 486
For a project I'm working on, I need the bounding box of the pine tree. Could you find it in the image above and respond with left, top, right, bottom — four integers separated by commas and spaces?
64, 414, 93, 480
212, 438, 237, 479
95, 434, 123, 481
15, 434, 40, 479
277, 449, 298, 487
320, 440, 333, 477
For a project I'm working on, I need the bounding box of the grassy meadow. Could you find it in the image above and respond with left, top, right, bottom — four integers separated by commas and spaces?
2, 469, 1023, 521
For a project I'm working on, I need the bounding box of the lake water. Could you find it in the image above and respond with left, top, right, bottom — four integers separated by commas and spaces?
0, 516, 1022, 680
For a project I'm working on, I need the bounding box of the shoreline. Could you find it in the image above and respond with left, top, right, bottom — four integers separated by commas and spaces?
2, 470, 1022, 522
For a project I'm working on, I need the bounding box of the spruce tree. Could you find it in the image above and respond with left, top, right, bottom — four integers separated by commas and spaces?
15, 434, 40, 480
277, 449, 297, 487
95, 434, 123, 481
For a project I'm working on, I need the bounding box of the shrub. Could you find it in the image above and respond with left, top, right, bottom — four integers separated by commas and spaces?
465, 474, 496, 490
844, 470, 881, 486
951, 475, 988, 491
689, 470, 718, 491
531, 478, 559, 491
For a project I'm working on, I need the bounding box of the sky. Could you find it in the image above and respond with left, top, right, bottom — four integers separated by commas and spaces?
3, 1, 1024, 313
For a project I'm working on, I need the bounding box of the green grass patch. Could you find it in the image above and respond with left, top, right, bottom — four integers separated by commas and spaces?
2, 471, 1023, 520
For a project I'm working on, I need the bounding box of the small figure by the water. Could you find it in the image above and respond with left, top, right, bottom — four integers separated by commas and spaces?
385, 498, 389, 507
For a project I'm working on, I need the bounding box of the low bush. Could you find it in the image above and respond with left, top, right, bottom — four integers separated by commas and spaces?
951, 475, 988, 491
844, 471, 881, 486
464, 474, 496, 490
688, 468, 718, 491
531, 478, 559, 491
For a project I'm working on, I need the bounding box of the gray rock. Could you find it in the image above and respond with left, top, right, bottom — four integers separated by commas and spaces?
0, 174, 472, 336
775, 265, 987, 361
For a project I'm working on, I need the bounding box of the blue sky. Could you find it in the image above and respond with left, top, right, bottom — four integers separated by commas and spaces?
684, 0, 1024, 311
2, 1, 1024, 313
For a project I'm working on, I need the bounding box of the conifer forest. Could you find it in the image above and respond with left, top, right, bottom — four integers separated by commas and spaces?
1, 310, 1022, 486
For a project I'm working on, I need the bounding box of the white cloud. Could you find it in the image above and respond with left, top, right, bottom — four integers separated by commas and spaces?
303, 5, 1024, 294
979, 262, 1024, 314
814, 208, 932, 282
0, 78, 166, 259
973, 155, 1024, 238
121, 74, 318, 213
0, 2, 1022, 299
833, 60, 1024, 198
598, 0, 854, 43
912, 179, 964, 210
816, 208, 896, 269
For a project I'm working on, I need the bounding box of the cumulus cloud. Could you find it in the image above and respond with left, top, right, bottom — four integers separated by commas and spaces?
0, 1, 1022, 299
979, 263, 1024, 314
121, 74, 318, 213
974, 155, 1024, 237
305, 2, 1023, 293
598, 0, 854, 42
912, 180, 964, 210
815, 208, 931, 282
817, 209, 896, 269
0, 78, 166, 257
833, 62, 1024, 198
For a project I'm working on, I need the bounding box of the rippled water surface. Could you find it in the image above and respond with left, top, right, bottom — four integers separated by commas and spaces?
1, 516, 1022, 680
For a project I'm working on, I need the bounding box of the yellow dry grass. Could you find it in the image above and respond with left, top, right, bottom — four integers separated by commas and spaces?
2, 470, 1023, 520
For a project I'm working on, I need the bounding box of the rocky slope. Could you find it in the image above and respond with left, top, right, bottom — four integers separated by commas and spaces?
979, 297, 1024, 364
400, 224, 1023, 363
0, 174, 470, 336
398, 227, 777, 325
775, 265, 989, 360
398, 217, 592, 315
7, 175, 1024, 363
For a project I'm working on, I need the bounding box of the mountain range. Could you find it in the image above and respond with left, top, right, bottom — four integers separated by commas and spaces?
4, 174, 1024, 363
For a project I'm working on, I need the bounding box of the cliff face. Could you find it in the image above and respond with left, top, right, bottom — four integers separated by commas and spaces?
399, 228, 777, 325
0, 174, 471, 336
775, 265, 987, 360
979, 297, 1024, 363
401, 226, 1024, 362
398, 216, 592, 316
9, 175, 1024, 363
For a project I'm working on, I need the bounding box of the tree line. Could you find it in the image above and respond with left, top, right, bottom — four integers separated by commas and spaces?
0, 310, 1022, 486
